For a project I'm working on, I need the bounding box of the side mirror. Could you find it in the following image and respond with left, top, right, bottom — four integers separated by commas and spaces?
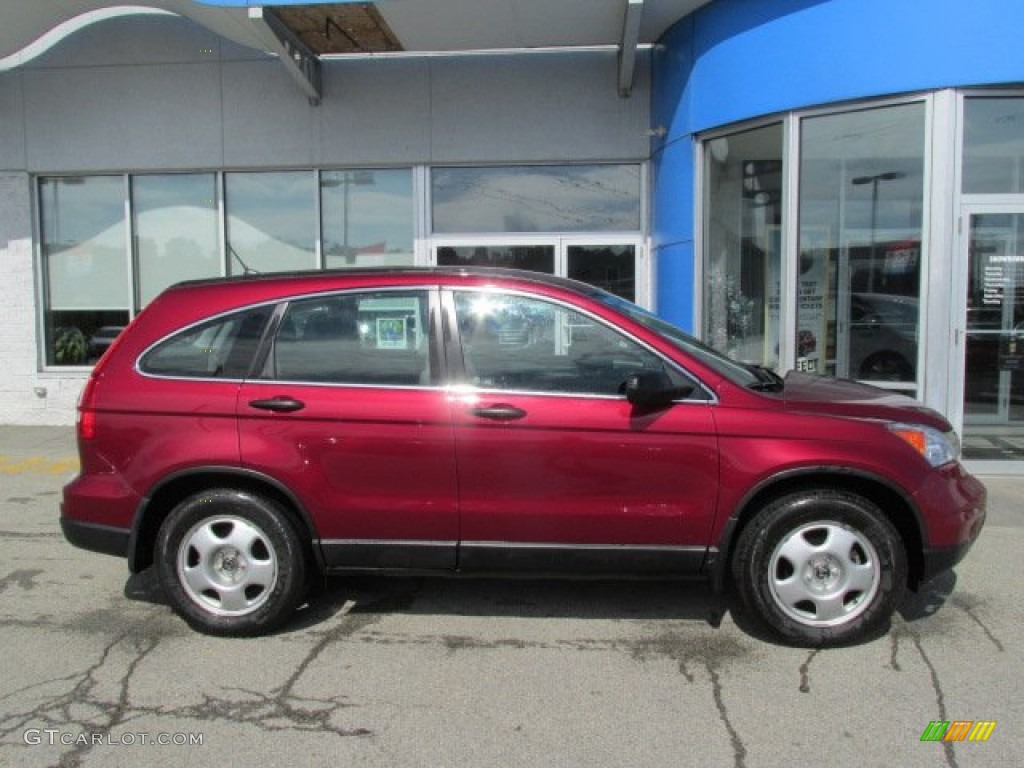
622, 371, 693, 407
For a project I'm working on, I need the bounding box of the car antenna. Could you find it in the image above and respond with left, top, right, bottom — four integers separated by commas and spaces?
228, 244, 261, 276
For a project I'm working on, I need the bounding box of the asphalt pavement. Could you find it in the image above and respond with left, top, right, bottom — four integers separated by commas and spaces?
0, 426, 1021, 768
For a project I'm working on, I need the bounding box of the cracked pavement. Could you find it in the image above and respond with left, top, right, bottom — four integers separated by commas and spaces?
1, 426, 1021, 767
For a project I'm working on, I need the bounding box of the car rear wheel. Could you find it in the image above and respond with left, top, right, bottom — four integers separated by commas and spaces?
156, 489, 307, 636
731, 489, 906, 646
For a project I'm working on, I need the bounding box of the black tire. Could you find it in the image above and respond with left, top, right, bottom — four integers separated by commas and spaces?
731, 490, 906, 646
156, 489, 307, 636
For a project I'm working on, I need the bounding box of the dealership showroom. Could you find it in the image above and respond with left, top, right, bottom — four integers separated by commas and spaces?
1, 0, 1024, 472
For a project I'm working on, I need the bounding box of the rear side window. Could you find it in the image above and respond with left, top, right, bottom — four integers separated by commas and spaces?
267, 290, 431, 387
140, 306, 272, 378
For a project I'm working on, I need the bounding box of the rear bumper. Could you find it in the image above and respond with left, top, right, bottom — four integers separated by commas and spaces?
60, 471, 139, 560
60, 516, 130, 558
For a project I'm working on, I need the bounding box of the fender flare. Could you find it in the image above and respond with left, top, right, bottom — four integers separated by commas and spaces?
127, 465, 322, 573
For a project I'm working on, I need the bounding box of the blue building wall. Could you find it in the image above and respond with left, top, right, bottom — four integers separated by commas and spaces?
652, 0, 1024, 329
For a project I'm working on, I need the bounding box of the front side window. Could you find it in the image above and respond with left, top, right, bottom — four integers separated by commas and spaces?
140, 306, 272, 379
594, 291, 757, 388
453, 291, 674, 396
39, 176, 131, 366
269, 291, 430, 386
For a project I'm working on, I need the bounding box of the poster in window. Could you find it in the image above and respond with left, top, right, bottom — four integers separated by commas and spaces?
376, 317, 408, 350
796, 228, 830, 374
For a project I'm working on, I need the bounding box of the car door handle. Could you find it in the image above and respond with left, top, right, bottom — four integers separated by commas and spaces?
248, 397, 305, 413
470, 404, 527, 421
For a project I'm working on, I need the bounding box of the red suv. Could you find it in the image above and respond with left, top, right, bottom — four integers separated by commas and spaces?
61, 268, 986, 645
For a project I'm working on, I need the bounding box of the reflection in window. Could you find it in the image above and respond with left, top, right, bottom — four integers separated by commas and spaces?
141, 306, 271, 379
270, 292, 430, 386
134, 174, 220, 305
437, 245, 554, 273
963, 214, 1024, 433
39, 176, 130, 366
321, 170, 414, 268
453, 291, 668, 396
432, 165, 641, 233
963, 97, 1024, 194
703, 123, 784, 367
567, 245, 635, 301
225, 171, 316, 275
799, 103, 924, 387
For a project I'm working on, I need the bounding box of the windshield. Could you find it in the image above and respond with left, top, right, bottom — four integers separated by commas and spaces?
591, 291, 763, 389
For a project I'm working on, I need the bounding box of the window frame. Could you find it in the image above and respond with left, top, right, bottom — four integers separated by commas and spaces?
137, 303, 277, 382
697, 92, 934, 395
33, 167, 420, 372
442, 286, 709, 401
33, 163, 640, 371
260, 288, 436, 389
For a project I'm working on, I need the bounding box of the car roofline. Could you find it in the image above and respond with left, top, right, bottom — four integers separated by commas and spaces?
166, 266, 602, 299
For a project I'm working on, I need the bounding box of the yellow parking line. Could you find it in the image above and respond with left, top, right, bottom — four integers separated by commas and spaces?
0, 456, 80, 475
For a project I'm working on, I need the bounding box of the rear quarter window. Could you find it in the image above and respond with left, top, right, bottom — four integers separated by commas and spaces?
139, 306, 272, 378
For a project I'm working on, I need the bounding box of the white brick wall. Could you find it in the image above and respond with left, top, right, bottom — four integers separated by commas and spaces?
0, 235, 83, 425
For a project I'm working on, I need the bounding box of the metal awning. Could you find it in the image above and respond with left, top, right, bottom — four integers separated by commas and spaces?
0, 1, 712, 101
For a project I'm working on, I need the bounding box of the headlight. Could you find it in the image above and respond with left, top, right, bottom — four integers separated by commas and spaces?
889, 423, 960, 467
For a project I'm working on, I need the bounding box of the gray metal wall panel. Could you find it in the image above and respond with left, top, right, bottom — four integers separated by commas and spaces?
0, 172, 30, 243
22, 14, 246, 69
429, 52, 650, 164
6, 14, 650, 173
22, 63, 226, 173
314, 59, 432, 166
0, 74, 26, 171
221, 59, 316, 168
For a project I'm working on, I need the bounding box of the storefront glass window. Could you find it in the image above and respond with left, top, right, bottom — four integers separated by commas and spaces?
39, 176, 130, 366
436, 245, 555, 273
799, 103, 925, 388
963, 97, 1024, 194
567, 244, 635, 300
134, 174, 220, 306
225, 171, 316, 275
321, 169, 414, 268
703, 123, 784, 367
431, 165, 641, 233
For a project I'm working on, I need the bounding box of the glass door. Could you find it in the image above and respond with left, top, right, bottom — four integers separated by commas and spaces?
960, 209, 1024, 462
435, 242, 555, 273
565, 242, 637, 302
432, 238, 646, 306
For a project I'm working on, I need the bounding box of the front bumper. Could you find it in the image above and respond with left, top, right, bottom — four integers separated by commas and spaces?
914, 462, 987, 584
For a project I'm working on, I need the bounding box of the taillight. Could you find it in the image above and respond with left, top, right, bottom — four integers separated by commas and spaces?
78, 376, 98, 440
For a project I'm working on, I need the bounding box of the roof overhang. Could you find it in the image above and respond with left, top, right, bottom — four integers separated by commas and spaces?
0, 1, 713, 100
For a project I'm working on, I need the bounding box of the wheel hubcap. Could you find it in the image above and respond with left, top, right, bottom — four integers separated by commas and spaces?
769, 521, 881, 627
807, 555, 841, 589
177, 516, 278, 617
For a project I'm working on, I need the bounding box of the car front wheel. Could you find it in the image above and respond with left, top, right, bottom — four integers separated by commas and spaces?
156, 489, 307, 636
731, 489, 907, 646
